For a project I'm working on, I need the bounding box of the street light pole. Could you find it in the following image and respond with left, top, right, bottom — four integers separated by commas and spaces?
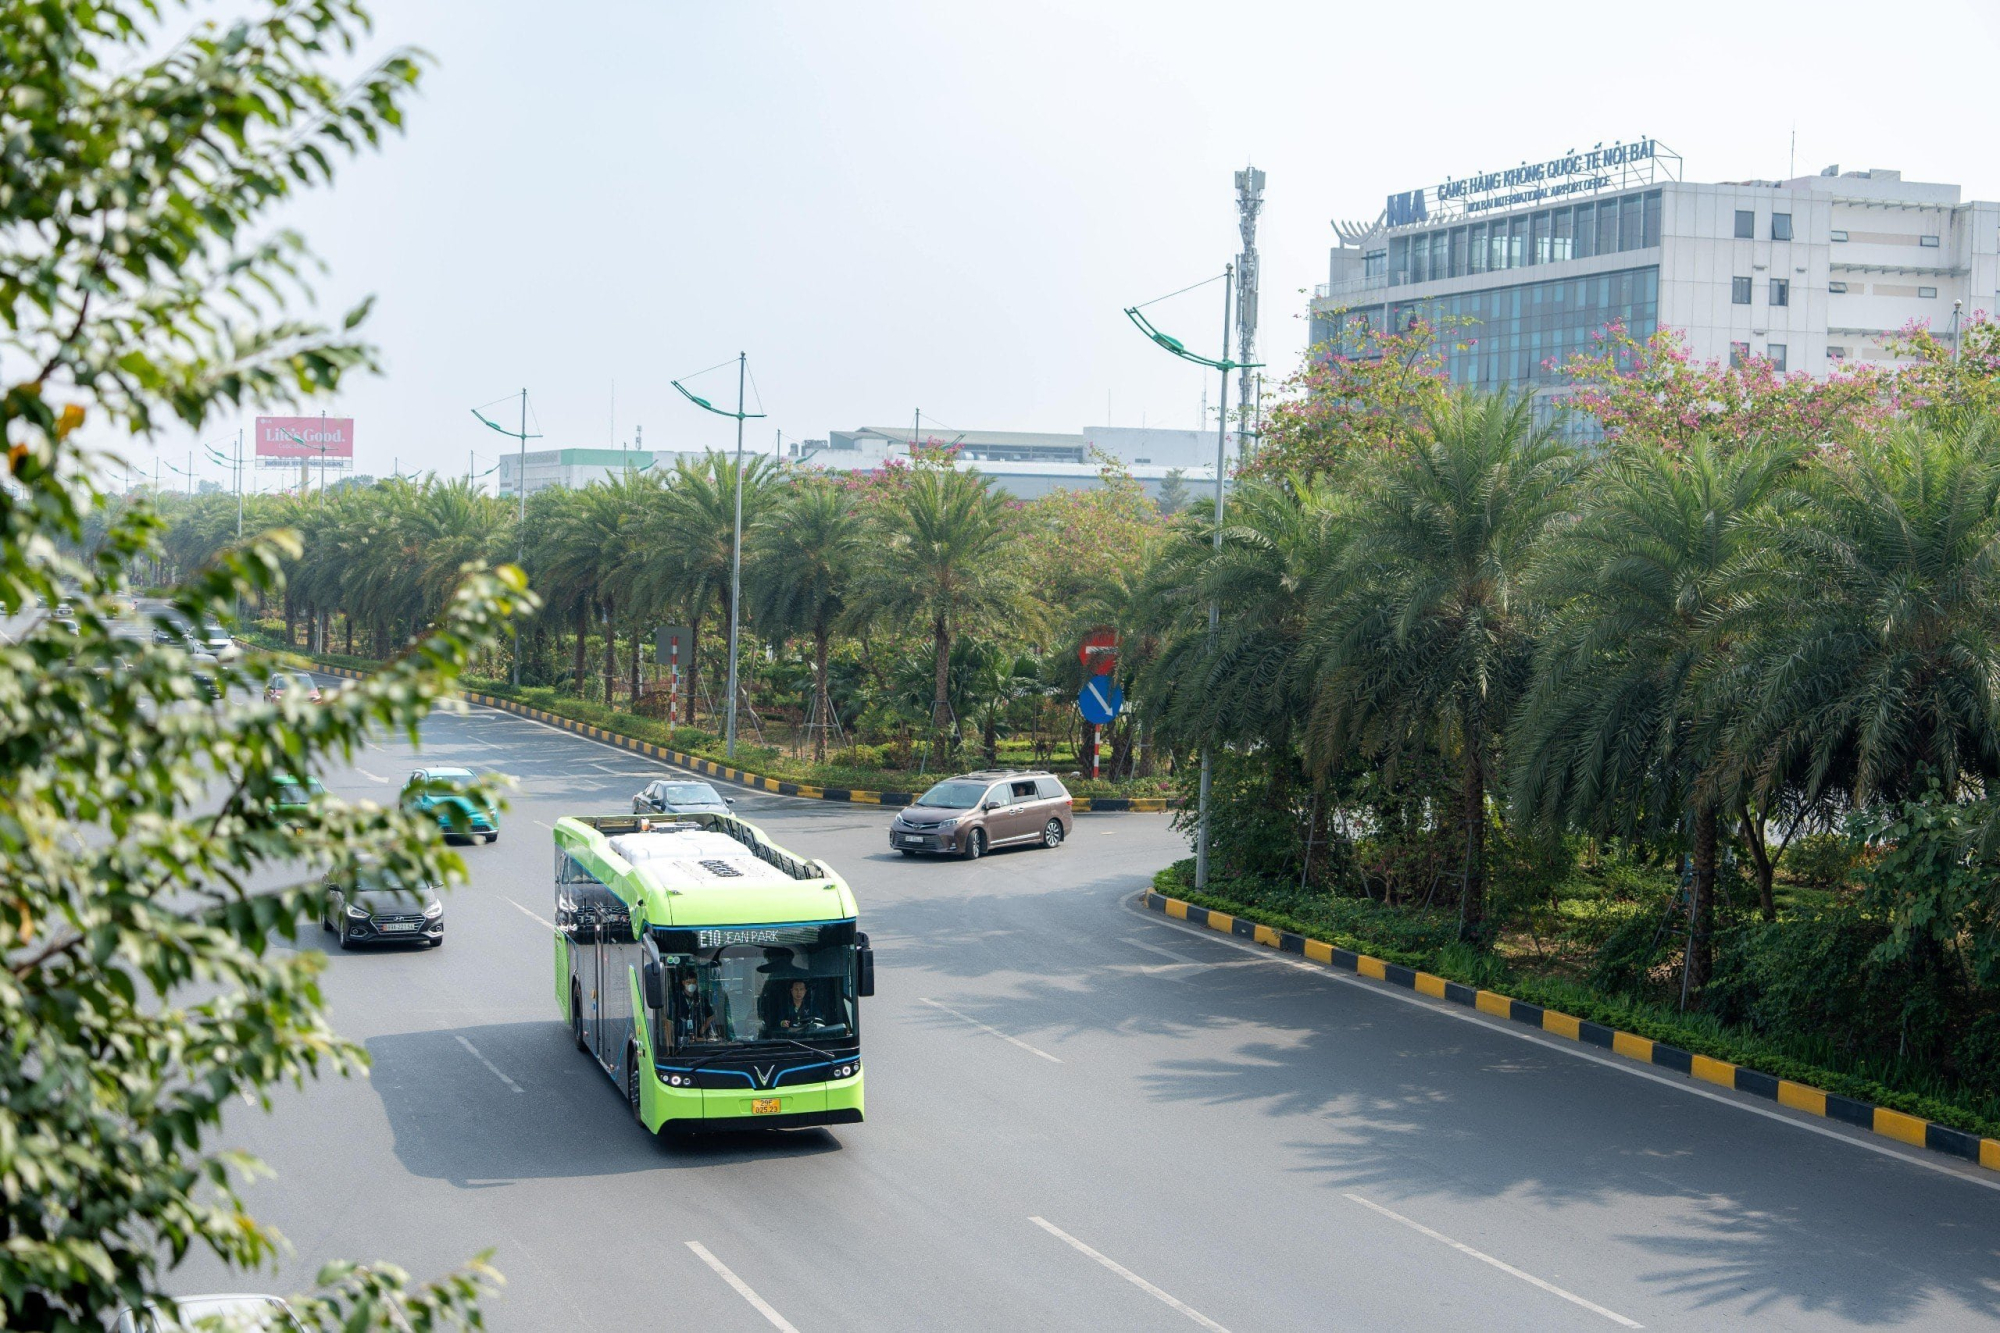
671, 356, 768, 759
726, 353, 748, 759
1196, 266, 1234, 892
1122, 266, 1257, 894
471, 390, 544, 685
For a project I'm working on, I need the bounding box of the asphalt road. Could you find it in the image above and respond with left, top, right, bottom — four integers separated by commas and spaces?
168, 683, 2000, 1331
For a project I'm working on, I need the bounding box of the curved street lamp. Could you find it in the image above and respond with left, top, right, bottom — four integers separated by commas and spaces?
471, 391, 542, 684
671, 353, 767, 760
1124, 265, 1260, 892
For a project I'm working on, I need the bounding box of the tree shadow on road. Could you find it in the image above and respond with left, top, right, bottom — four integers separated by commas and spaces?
894, 889, 2000, 1327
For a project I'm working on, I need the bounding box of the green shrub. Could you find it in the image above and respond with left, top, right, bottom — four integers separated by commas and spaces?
1786, 832, 1863, 889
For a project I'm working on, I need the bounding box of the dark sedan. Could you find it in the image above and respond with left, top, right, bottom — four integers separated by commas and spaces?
321, 872, 443, 950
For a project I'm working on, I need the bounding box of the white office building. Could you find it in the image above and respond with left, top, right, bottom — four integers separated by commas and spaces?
497, 447, 668, 499
802, 426, 1233, 501
1311, 139, 2000, 407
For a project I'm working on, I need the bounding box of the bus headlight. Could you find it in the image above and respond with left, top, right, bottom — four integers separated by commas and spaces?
834, 1063, 856, 1079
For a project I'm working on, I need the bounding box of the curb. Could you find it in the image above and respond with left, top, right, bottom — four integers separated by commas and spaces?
1142, 889, 2000, 1177
302, 662, 1174, 813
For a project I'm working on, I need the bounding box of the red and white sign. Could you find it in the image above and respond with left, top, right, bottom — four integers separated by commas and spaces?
254, 416, 354, 461
1077, 628, 1118, 677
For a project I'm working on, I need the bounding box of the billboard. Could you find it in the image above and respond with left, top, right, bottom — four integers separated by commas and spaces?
254, 415, 354, 468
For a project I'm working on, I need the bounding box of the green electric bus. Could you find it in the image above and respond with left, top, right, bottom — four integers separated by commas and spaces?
552, 812, 872, 1134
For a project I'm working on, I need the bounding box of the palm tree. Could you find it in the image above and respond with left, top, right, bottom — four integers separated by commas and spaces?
1511, 437, 1804, 985
1139, 474, 1352, 758
853, 464, 1027, 762
1308, 392, 1580, 942
633, 453, 777, 724
1717, 416, 2000, 813
745, 477, 869, 761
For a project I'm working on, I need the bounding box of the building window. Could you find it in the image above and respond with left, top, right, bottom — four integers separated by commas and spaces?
1468, 224, 1488, 274
1596, 200, 1618, 256
1830, 229, 1849, 242
1768, 343, 1787, 371
1734, 209, 1755, 239
1829, 280, 1847, 293
1619, 194, 1642, 251
1643, 190, 1662, 247
1364, 249, 1386, 277
1732, 276, 1753, 304
1919, 286, 1938, 298
1920, 235, 1940, 248
1772, 213, 1793, 241
1827, 346, 1847, 360
1389, 265, 1659, 392
1770, 278, 1789, 307
1730, 341, 1751, 368
1572, 203, 1596, 259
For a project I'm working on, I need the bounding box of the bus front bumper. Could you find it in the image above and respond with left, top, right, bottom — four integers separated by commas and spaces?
645, 1070, 865, 1133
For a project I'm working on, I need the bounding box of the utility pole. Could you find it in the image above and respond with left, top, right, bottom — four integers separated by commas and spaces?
1234, 166, 1265, 462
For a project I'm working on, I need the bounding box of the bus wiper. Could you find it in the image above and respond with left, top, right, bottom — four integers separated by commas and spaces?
741, 1036, 844, 1059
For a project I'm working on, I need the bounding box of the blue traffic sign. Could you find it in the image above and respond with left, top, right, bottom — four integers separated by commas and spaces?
1078, 676, 1124, 724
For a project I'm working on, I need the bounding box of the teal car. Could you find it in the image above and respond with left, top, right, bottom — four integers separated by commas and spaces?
400, 766, 498, 843
267, 775, 327, 828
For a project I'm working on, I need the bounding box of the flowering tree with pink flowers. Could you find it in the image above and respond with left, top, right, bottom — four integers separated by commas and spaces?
1245, 315, 1461, 480
1883, 314, 2000, 420
1555, 323, 1892, 450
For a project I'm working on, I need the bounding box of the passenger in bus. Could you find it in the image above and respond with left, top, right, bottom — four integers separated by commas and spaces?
679, 972, 719, 1042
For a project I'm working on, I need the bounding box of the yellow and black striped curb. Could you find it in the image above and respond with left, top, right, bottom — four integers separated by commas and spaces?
1143, 889, 2000, 1175
301, 661, 1174, 813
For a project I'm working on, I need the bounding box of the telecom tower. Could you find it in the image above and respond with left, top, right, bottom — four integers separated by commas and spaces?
1233, 165, 1265, 460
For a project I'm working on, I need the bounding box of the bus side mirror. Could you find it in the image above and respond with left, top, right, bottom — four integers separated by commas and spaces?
856, 933, 875, 998
642, 958, 665, 1010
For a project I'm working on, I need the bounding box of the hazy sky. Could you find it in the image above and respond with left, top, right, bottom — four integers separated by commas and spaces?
138, 0, 2000, 490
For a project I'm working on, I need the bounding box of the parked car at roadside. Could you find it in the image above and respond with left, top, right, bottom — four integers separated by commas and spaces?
263, 670, 320, 704
631, 778, 733, 816
401, 765, 498, 843
321, 867, 443, 950
888, 769, 1072, 860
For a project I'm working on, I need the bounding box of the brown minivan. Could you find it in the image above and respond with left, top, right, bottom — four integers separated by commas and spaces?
888, 770, 1073, 860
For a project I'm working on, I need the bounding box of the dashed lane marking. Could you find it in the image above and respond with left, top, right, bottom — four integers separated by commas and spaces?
684, 1242, 799, 1332
919, 997, 1062, 1063
1343, 1193, 1641, 1327
452, 1034, 523, 1094
503, 896, 553, 930
1029, 1216, 1231, 1332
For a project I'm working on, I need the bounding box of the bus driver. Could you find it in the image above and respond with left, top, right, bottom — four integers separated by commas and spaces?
774, 978, 818, 1032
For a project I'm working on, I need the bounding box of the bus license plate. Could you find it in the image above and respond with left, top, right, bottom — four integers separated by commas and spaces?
751, 1098, 781, 1115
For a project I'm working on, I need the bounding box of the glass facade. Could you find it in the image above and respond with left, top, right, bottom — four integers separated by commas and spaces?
1384, 189, 1661, 287
1389, 266, 1659, 389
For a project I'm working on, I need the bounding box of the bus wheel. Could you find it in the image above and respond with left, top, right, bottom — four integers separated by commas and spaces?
571, 984, 588, 1052
626, 1047, 642, 1122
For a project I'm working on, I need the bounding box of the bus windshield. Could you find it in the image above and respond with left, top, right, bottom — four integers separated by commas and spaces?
669, 939, 856, 1050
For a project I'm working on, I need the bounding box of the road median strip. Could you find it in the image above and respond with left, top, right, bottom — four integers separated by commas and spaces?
1141, 888, 2000, 1177
299, 659, 1175, 813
